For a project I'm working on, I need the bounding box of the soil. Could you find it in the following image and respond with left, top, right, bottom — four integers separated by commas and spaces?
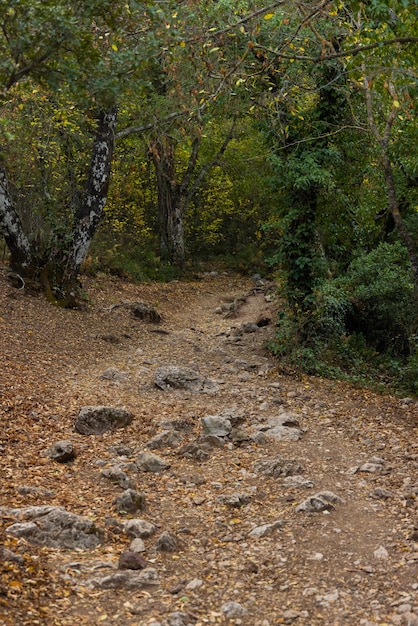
0, 268, 417, 626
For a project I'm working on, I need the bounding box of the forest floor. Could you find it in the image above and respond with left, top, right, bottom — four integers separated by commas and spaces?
0, 268, 417, 626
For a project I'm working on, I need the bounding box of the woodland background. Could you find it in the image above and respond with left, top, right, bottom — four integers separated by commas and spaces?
0, 0, 417, 393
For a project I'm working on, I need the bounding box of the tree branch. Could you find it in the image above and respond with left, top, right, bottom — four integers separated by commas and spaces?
255, 37, 418, 64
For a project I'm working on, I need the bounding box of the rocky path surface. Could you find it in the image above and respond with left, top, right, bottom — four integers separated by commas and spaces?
0, 272, 417, 626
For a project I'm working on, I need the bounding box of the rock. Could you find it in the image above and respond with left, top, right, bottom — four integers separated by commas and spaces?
283, 609, 308, 624
155, 531, 178, 552
178, 442, 210, 462
136, 450, 170, 473
123, 519, 157, 538
99, 367, 129, 381
147, 430, 182, 449
248, 520, 287, 538
17, 485, 55, 498
118, 550, 147, 570
129, 537, 146, 552
185, 578, 203, 590
46, 440, 76, 463
359, 458, 384, 473
254, 456, 303, 478
1, 506, 103, 549
114, 489, 146, 514
216, 493, 251, 508
262, 425, 302, 441
241, 322, 259, 333
370, 487, 394, 499
165, 612, 193, 626
373, 545, 389, 560
108, 444, 134, 457
201, 414, 232, 437
75, 406, 133, 435
197, 434, 226, 449
154, 366, 219, 394
256, 415, 302, 441
266, 413, 300, 428
130, 302, 161, 323
101, 467, 136, 489
284, 475, 315, 489
295, 491, 343, 513
230, 427, 252, 443
221, 601, 248, 618
0, 547, 24, 565
87, 567, 159, 590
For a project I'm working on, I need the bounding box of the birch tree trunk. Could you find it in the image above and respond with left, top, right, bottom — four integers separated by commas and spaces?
60, 106, 117, 304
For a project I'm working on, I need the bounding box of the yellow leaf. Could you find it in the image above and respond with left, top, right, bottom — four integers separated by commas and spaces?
264, 13, 274, 20
393, 100, 400, 108
111, 44, 118, 51
98, 615, 108, 622
9, 580, 22, 588
180, 41, 186, 47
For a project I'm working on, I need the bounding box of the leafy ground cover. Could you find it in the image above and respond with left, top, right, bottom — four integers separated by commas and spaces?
0, 267, 417, 625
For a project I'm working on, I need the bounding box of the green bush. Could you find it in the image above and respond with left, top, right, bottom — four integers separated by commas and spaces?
269, 241, 418, 393
340, 242, 416, 355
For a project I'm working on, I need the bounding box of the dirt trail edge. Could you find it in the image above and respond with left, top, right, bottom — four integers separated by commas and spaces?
1, 272, 417, 626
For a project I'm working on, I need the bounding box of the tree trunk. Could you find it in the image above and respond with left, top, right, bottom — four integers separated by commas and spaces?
149, 124, 235, 269
0, 165, 32, 271
60, 106, 117, 304
150, 136, 186, 268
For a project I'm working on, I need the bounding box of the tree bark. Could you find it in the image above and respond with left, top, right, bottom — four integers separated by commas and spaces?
150, 123, 235, 269
150, 135, 186, 268
0, 165, 32, 271
61, 106, 117, 303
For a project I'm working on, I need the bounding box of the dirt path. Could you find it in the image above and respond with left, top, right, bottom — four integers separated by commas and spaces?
1, 271, 417, 626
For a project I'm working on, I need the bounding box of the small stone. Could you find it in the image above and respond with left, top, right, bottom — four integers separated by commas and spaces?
248, 520, 287, 538
359, 462, 382, 473
47, 440, 75, 463
217, 493, 251, 508
254, 456, 303, 478
147, 430, 182, 450
136, 451, 170, 473
185, 578, 203, 590
118, 551, 147, 570
284, 475, 314, 489
283, 609, 304, 623
201, 414, 232, 437
221, 601, 248, 618
155, 531, 178, 552
123, 519, 156, 538
99, 367, 128, 381
178, 442, 210, 462
87, 567, 159, 590
75, 406, 133, 435
373, 545, 389, 560
198, 434, 226, 449
295, 491, 343, 513
370, 487, 394, 500
129, 538, 146, 552
114, 489, 146, 514
165, 612, 191, 626
0, 547, 24, 565
101, 467, 136, 490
